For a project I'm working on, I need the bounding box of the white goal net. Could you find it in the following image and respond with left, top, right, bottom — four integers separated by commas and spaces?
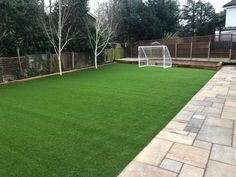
138, 44, 172, 69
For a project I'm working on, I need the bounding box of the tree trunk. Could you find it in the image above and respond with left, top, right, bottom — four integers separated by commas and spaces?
94, 44, 98, 69
58, 53, 62, 76
49, 0, 52, 13
58, 0, 62, 76
95, 54, 98, 69
17, 46, 23, 74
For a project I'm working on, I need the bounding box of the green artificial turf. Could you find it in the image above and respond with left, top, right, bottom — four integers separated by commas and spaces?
0, 64, 215, 177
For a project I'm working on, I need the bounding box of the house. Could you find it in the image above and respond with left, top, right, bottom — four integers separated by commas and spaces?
87, 12, 96, 23
223, 0, 236, 27
215, 0, 236, 41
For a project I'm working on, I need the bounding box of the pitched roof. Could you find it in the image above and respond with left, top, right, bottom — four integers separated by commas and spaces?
223, 0, 236, 8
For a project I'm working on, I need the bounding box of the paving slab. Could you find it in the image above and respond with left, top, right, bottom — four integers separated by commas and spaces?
166, 143, 209, 168
197, 124, 232, 146
233, 135, 236, 148
118, 160, 177, 177
193, 140, 212, 150
210, 144, 236, 165
192, 114, 205, 120
174, 110, 194, 122
182, 105, 204, 112
160, 159, 182, 173
135, 138, 173, 166
178, 164, 204, 177
156, 130, 196, 145
205, 160, 236, 177
166, 121, 187, 131
222, 111, 236, 120
204, 117, 233, 129
118, 67, 236, 177
189, 100, 213, 107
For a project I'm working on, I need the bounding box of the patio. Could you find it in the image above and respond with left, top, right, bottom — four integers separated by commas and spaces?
119, 66, 236, 177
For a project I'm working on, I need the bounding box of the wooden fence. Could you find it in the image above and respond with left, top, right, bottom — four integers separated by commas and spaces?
126, 34, 236, 60
104, 48, 125, 62
0, 52, 94, 83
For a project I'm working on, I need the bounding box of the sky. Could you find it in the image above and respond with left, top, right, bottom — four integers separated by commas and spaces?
45, 0, 229, 13
89, 0, 229, 13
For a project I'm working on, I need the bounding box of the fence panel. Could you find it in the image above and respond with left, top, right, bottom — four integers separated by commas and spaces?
0, 52, 94, 83
192, 42, 209, 58
177, 44, 191, 58
165, 44, 175, 58
126, 34, 236, 60
232, 43, 236, 59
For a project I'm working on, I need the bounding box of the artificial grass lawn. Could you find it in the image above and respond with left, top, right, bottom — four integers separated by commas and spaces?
0, 64, 215, 177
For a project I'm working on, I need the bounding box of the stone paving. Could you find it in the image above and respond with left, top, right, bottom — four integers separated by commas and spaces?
118, 66, 236, 177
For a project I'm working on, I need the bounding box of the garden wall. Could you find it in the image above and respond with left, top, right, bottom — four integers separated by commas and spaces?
0, 52, 94, 83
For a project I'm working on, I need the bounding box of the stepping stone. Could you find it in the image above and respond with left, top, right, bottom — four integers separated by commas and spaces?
197, 125, 232, 146
135, 138, 173, 166
210, 144, 236, 165
118, 160, 177, 177
160, 159, 182, 173
205, 160, 236, 177
166, 143, 209, 168
178, 164, 204, 177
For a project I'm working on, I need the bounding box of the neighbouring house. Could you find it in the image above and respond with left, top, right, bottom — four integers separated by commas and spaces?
224, 0, 236, 27
215, 0, 236, 41
87, 12, 96, 23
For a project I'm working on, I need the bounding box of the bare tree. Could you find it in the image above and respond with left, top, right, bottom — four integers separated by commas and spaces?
44, 0, 78, 75
87, 1, 116, 69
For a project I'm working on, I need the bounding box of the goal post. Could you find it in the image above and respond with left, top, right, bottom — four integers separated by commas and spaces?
138, 44, 172, 69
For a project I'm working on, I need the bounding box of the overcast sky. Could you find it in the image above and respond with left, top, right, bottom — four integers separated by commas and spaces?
89, 0, 228, 13
45, 0, 229, 13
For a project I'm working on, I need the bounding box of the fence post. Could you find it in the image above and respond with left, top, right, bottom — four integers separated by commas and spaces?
0, 59, 3, 83
175, 43, 178, 59
190, 37, 193, 60
113, 48, 115, 60
229, 34, 233, 60
208, 35, 211, 61
229, 48, 232, 60
17, 47, 23, 74
72, 52, 75, 69
131, 46, 133, 58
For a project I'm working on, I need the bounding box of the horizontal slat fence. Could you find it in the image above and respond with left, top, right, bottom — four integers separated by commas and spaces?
0, 52, 94, 83
126, 34, 236, 60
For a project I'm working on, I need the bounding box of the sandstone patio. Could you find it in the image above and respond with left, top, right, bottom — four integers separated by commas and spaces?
119, 66, 236, 177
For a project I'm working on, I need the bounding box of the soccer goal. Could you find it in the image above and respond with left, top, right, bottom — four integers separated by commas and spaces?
138, 42, 172, 69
